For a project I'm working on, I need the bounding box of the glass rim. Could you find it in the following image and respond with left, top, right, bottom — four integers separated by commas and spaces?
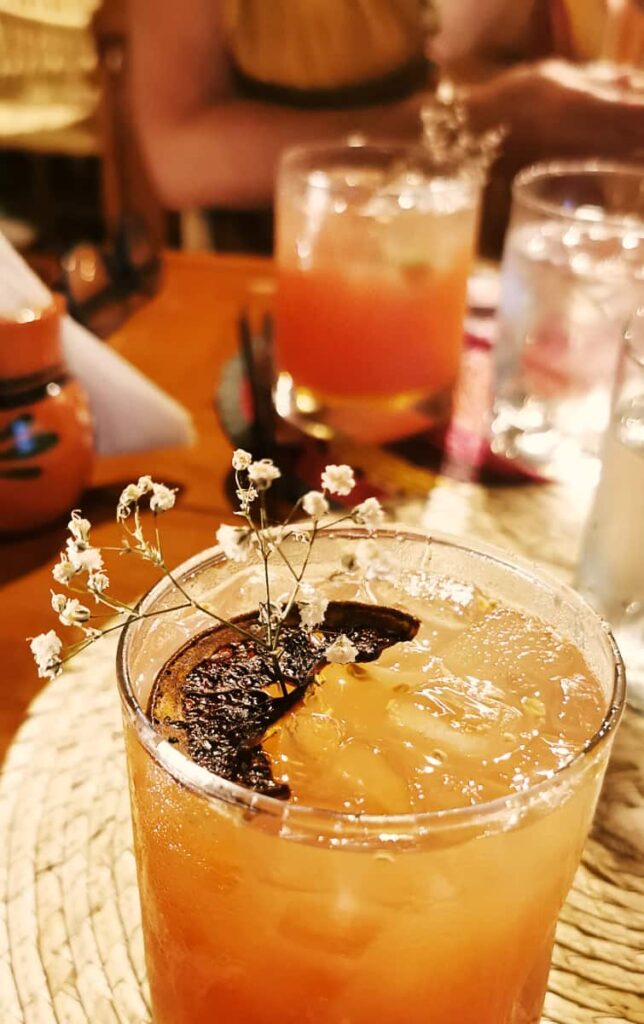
512, 158, 644, 226
278, 136, 486, 190
116, 526, 625, 838
625, 306, 644, 368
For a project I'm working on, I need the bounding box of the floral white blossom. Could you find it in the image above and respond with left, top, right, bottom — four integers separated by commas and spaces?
51, 593, 92, 627
216, 524, 252, 562
341, 538, 393, 579
321, 464, 355, 496
29, 630, 63, 679
232, 448, 253, 471
325, 634, 358, 664
302, 490, 329, 518
352, 497, 385, 533
149, 482, 176, 514
116, 483, 143, 520
68, 510, 91, 546
52, 557, 76, 585
235, 483, 257, 514
297, 592, 329, 630
87, 570, 109, 596
248, 459, 281, 491
66, 539, 104, 575
137, 475, 154, 493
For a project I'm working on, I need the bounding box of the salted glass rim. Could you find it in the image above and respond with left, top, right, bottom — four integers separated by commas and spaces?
512, 158, 644, 227
278, 136, 486, 194
116, 527, 625, 836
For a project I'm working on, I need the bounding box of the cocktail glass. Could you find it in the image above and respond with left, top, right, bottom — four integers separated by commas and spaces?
117, 527, 624, 1024
273, 141, 482, 444
576, 306, 644, 710
491, 159, 644, 478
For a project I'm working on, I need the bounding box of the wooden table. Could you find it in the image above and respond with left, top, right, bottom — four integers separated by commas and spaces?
0, 251, 274, 762
0, 248, 604, 763
1, 251, 643, 1023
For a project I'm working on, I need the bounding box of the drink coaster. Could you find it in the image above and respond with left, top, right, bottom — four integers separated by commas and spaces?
1, 641, 643, 1022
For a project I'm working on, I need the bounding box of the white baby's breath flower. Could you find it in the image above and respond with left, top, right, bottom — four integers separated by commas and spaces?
87, 571, 109, 597
216, 524, 252, 562
325, 634, 358, 664
321, 464, 355, 496
68, 510, 91, 546
248, 459, 281, 491
341, 539, 393, 579
235, 483, 257, 514
352, 497, 385, 533
116, 482, 143, 520
136, 475, 154, 494
302, 490, 329, 518
52, 595, 92, 627
29, 630, 63, 679
52, 557, 76, 585
297, 592, 329, 630
232, 448, 252, 471
149, 482, 176, 513
82, 625, 102, 639
66, 539, 104, 575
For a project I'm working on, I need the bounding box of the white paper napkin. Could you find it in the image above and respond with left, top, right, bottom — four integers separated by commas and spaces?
0, 232, 195, 455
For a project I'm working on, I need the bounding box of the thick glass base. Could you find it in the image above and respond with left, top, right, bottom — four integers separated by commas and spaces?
273, 372, 454, 444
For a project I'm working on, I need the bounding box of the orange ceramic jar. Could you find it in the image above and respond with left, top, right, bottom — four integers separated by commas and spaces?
0, 295, 94, 533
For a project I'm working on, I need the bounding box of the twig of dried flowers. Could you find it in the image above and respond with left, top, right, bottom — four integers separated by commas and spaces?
29, 452, 386, 684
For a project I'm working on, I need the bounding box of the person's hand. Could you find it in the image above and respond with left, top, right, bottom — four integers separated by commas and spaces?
463, 59, 644, 254
466, 59, 644, 169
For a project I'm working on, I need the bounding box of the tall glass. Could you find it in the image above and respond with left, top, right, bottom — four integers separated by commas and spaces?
117, 527, 624, 1024
576, 307, 644, 710
273, 141, 482, 444
491, 160, 644, 478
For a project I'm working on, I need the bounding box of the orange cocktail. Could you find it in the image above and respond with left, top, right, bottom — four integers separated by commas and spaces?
117, 529, 624, 1024
274, 143, 481, 442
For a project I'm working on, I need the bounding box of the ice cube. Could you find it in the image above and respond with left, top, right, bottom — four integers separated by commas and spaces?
388, 667, 523, 760
330, 739, 412, 814
440, 607, 579, 692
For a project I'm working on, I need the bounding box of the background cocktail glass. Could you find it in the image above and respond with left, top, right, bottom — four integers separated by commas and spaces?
491, 160, 644, 478
273, 141, 482, 444
117, 527, 624, 1024
576, 306, 644, 711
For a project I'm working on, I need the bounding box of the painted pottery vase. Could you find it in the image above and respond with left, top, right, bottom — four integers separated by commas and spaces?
0, 295, 94, 533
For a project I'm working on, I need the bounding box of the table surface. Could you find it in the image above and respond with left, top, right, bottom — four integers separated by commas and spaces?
0, 251, 275, 761
1, 250, 643, 1024
0, 248, 600, 763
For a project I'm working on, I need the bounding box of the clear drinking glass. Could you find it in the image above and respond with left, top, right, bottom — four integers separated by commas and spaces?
576, 307, 644, 711
273, 140, 482, 444
117, 527, 624, 1024
491, 160, 644, 478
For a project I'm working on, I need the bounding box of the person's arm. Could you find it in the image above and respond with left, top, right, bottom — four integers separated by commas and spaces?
130, 0, 426, 210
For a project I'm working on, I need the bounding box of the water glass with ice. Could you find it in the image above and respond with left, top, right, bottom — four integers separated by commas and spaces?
576, 306, 644, 711
491, 160, 644, 478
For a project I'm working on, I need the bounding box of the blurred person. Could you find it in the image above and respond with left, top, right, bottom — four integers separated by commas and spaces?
433, 0, 644, 249
131, 0, 437, 248
131, 0, 644, 250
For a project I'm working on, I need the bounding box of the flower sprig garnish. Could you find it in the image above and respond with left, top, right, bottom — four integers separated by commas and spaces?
28, 453, 386, 684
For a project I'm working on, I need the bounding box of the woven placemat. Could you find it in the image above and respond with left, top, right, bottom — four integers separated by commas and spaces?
1, 636, 643, 1023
